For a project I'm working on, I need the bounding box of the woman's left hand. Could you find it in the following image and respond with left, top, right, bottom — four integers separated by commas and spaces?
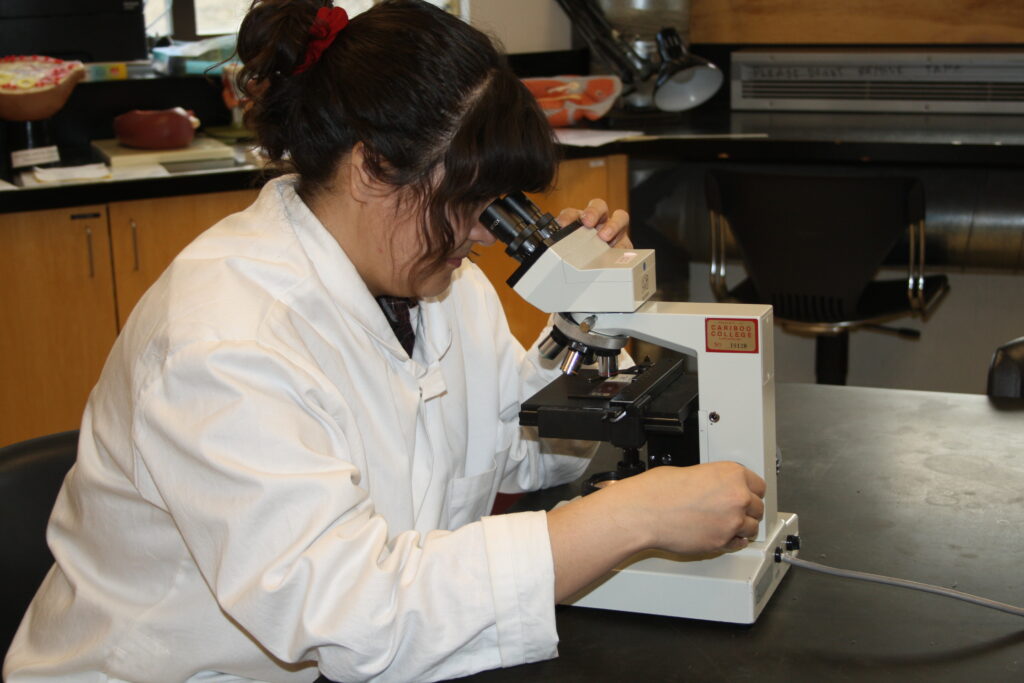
556, 199, 633, 249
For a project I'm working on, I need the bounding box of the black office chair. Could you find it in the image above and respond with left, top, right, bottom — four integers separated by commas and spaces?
987, 337, 1024, 399
0, 430, 79, 662
705, 170, 949, 385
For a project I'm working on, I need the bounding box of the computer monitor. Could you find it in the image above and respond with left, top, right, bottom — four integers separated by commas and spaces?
0, 0, 147, 63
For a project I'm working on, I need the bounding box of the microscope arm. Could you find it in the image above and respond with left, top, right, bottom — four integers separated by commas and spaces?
578, 300, 779, 541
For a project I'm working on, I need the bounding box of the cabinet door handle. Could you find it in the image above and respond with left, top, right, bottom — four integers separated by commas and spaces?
130, 219, 140, 271
84, 226, 95, 278
70, 211, 101, 278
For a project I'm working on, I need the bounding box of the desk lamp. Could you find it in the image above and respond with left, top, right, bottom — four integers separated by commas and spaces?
554, 0, 722, 113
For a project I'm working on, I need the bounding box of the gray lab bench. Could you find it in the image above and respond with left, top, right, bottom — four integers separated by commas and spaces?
455, 383, 1024, 682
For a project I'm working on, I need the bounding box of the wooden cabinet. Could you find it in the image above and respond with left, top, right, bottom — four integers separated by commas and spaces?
473, 154, 629, 347
0, 206, 119, 445
108, 190, 257, 327
1, 190, 257, 446
1, 155, 626, 446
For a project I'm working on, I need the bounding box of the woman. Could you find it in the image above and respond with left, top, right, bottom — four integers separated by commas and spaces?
5, 1, 764, 681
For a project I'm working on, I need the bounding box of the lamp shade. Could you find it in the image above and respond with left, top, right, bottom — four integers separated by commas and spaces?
653, 62, 723, 111
649, 26, 722, 111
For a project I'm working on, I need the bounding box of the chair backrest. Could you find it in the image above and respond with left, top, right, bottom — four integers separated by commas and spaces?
988, 337, 1024, 398
705, 170, 924, 322
0, 430, 78, 661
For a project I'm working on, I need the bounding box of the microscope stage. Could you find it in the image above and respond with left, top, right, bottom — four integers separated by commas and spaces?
520, 356, 699, 451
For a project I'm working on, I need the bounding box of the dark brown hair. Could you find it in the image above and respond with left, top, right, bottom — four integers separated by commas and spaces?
236, 0, 558, 285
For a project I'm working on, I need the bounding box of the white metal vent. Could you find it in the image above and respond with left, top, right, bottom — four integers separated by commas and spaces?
732, 50, 1024, 114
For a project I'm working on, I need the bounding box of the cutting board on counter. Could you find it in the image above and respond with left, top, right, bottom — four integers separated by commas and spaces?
92, 136, 235, 168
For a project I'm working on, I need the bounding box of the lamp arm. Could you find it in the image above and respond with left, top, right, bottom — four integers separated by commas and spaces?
554, 0, 653, 85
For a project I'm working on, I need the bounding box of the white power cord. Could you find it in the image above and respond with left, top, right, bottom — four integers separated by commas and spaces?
778, 551, 1024, 618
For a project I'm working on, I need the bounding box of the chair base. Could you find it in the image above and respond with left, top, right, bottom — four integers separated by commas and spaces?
816, 333, 850, 385
723, 274, 950, 386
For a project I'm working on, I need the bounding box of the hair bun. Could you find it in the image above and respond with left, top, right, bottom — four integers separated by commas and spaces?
237, 0, 326, 81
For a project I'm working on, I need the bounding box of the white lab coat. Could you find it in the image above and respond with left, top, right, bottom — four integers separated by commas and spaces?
4, 176, 595, 682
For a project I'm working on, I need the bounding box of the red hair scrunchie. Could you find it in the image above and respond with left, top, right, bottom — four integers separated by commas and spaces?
293, 6, 349, 75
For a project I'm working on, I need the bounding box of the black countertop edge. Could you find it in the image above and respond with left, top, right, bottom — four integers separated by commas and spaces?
2, 168, 265, 214
5, 137, 1024, 216
561, 138, 1024, 168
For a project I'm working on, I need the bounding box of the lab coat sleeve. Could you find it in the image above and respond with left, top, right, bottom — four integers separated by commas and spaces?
132, 339, 558, 682
500, 323, 599, 493
460, 266, 597, 493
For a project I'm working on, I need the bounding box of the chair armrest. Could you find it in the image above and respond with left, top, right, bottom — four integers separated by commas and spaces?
906, 217, 927, 311
708, 209, 730, 300
988, 336, 1024, 398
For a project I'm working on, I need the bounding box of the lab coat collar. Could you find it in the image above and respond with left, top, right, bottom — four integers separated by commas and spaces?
417, 289, 454, 366
270, 176, 453, 365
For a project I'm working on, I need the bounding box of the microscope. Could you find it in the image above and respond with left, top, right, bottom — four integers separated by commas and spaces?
480, 193, 800, 624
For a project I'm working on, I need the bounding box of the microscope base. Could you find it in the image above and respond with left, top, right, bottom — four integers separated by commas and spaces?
567, 512, 799, 624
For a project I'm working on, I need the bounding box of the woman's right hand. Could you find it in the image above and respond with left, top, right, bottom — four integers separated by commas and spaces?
546, 461, 766, 602
606, 462, 766, 555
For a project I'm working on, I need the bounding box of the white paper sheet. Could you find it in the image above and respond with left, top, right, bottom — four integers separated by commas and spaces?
553, 129, 644, 147
32, 163, 111, 183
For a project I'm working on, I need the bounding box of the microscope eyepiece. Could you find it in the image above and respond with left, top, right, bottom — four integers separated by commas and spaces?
478, 202, 537, 259
501, 191, 544, 224
480, 194, 629, 379
479, 193, 563, 265
501, 192, 559, 239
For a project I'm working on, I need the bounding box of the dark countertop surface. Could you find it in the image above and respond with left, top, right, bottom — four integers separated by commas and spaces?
567, 110, 1024, 166
4, 110, 1024, 215
455, 383, 1024, 682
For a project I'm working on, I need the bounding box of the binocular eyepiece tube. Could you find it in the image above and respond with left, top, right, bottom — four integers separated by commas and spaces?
478, 192, 626, 378
478, 192, 565, 265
